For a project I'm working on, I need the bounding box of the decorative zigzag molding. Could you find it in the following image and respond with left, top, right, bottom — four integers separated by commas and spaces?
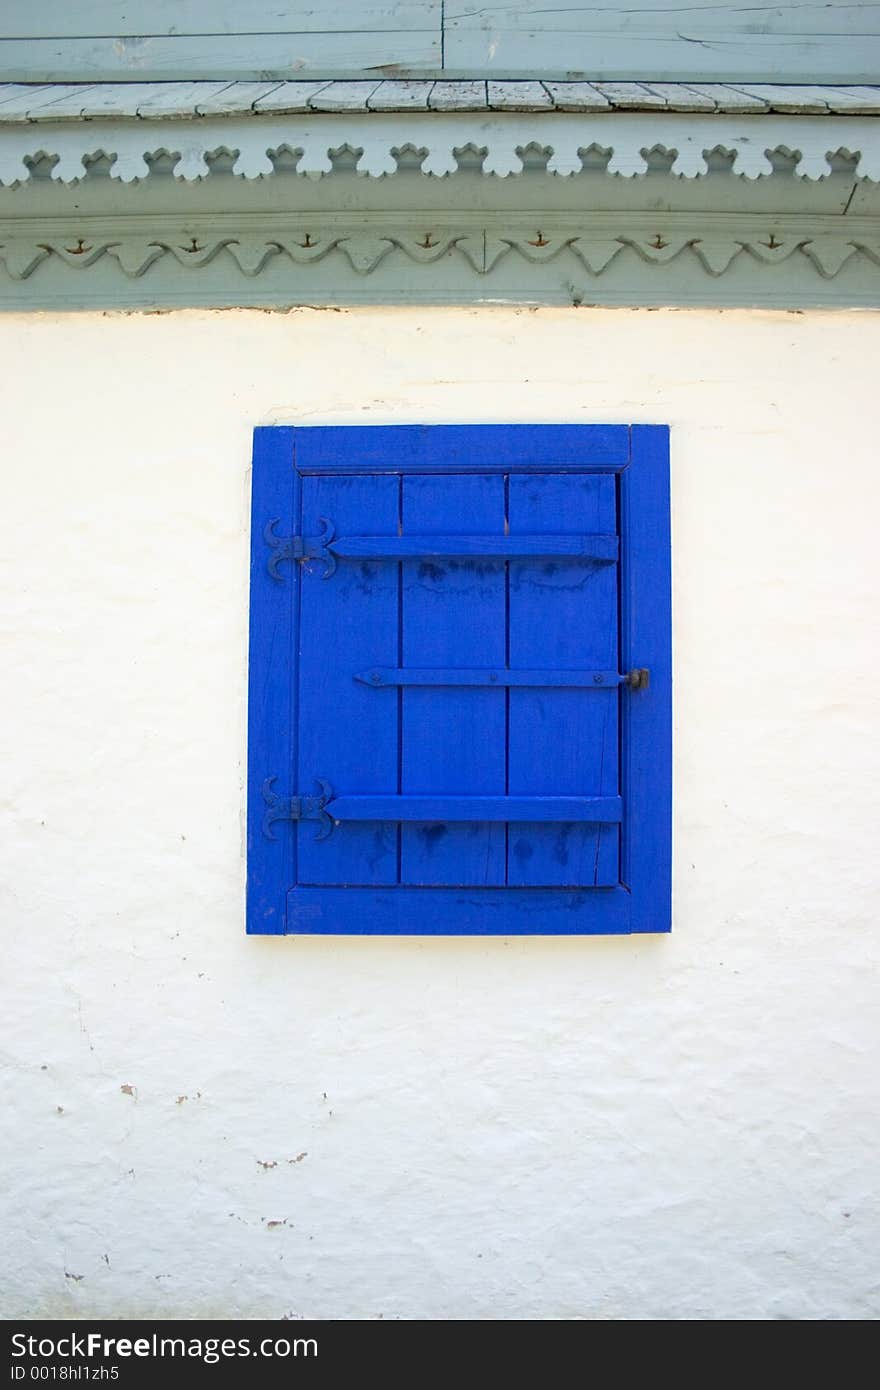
2, 222, 879, 281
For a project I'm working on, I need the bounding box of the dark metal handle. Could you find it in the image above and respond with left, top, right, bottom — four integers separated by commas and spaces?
625, 668, 650, 690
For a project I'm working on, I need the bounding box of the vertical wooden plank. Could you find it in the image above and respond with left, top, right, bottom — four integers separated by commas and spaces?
507, 474, 619, 887
247, 426, 296, 934
621, 426, 671, 932
297, 473, 399, 886
400, 474, 507, 886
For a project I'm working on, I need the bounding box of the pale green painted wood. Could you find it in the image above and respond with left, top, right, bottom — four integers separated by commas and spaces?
445, 1, 879, 32
369, 79, 434, 109
3, 104, 879, 180
1, 123, 877, 309
1, 1, 878, 83
0, 3, 440, 38
0, 34, 442, 83
2, 246, 878, 312
428, 80, 487, 109
444, 35, 880, 86
7, 79, 877, 120
443, 3, 880, 82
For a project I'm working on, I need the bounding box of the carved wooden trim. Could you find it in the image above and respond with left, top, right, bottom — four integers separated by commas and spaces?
2, 110, 879, 307
2, 216, 878, 283
2, 112, 880, 184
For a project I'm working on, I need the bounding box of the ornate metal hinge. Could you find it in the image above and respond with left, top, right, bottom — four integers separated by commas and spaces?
261, 777, 334, 840
264, 518, 336, 580
265, 515, 620, 581
262, 783, 624, 841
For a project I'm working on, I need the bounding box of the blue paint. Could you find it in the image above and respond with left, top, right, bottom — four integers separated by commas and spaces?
293, 424, 630, 473
507, 471, 619, 887
354, 667, 627, 687
271, 524, 619, 569
247, 424, 671, 935
401, 472, 507, 886
620, 425, 672, 934
328, 794, 624, 823
286, 887, 634, 936
246, 425, 297, 935
297, 471, 400, 887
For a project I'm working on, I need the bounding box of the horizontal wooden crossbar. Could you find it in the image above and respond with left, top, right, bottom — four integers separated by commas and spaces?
332, 533, 620, 561
356, 667, 625, 688
328, 795, 623, 824
265, 516, 619, 579
262, 779, 623, 840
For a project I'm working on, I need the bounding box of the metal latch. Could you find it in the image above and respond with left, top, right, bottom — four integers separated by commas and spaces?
625, 668, 650, 690
355, 666, 651, 690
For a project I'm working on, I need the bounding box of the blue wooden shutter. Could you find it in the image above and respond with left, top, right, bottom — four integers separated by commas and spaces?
247, 425, 670, 935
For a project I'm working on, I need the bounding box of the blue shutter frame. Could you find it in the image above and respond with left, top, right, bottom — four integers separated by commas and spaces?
247, 424, 671, 936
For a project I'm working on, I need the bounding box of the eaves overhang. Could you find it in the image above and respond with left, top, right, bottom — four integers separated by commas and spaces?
2, 81, 879, 310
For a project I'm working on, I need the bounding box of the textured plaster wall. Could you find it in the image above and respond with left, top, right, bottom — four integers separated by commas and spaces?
1, 306, 878, 1321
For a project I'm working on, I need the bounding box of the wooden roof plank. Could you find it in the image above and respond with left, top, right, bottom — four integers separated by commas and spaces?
193, 81, 286, 115
487, 81, 554, 111
309, 80, 383, 112
428, 80, 487, 111
806, 85, 880, 114
368, 81, 435, 111
134, 81, 238, 118
0, 84, 56, 117
675, 83, 769, 112
725, 84, 830, 113
1, 83, 100, 120
541, 82, 610, 111
252, 81, 334, 114
0, 79, 878, 121
591, 82, 668, 110
640, 82, 717, 112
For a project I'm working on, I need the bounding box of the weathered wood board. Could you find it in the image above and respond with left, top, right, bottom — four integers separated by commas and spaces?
1, 2, 877, 82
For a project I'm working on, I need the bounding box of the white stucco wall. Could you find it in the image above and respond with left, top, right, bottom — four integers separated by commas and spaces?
1, 306, 878, 1321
